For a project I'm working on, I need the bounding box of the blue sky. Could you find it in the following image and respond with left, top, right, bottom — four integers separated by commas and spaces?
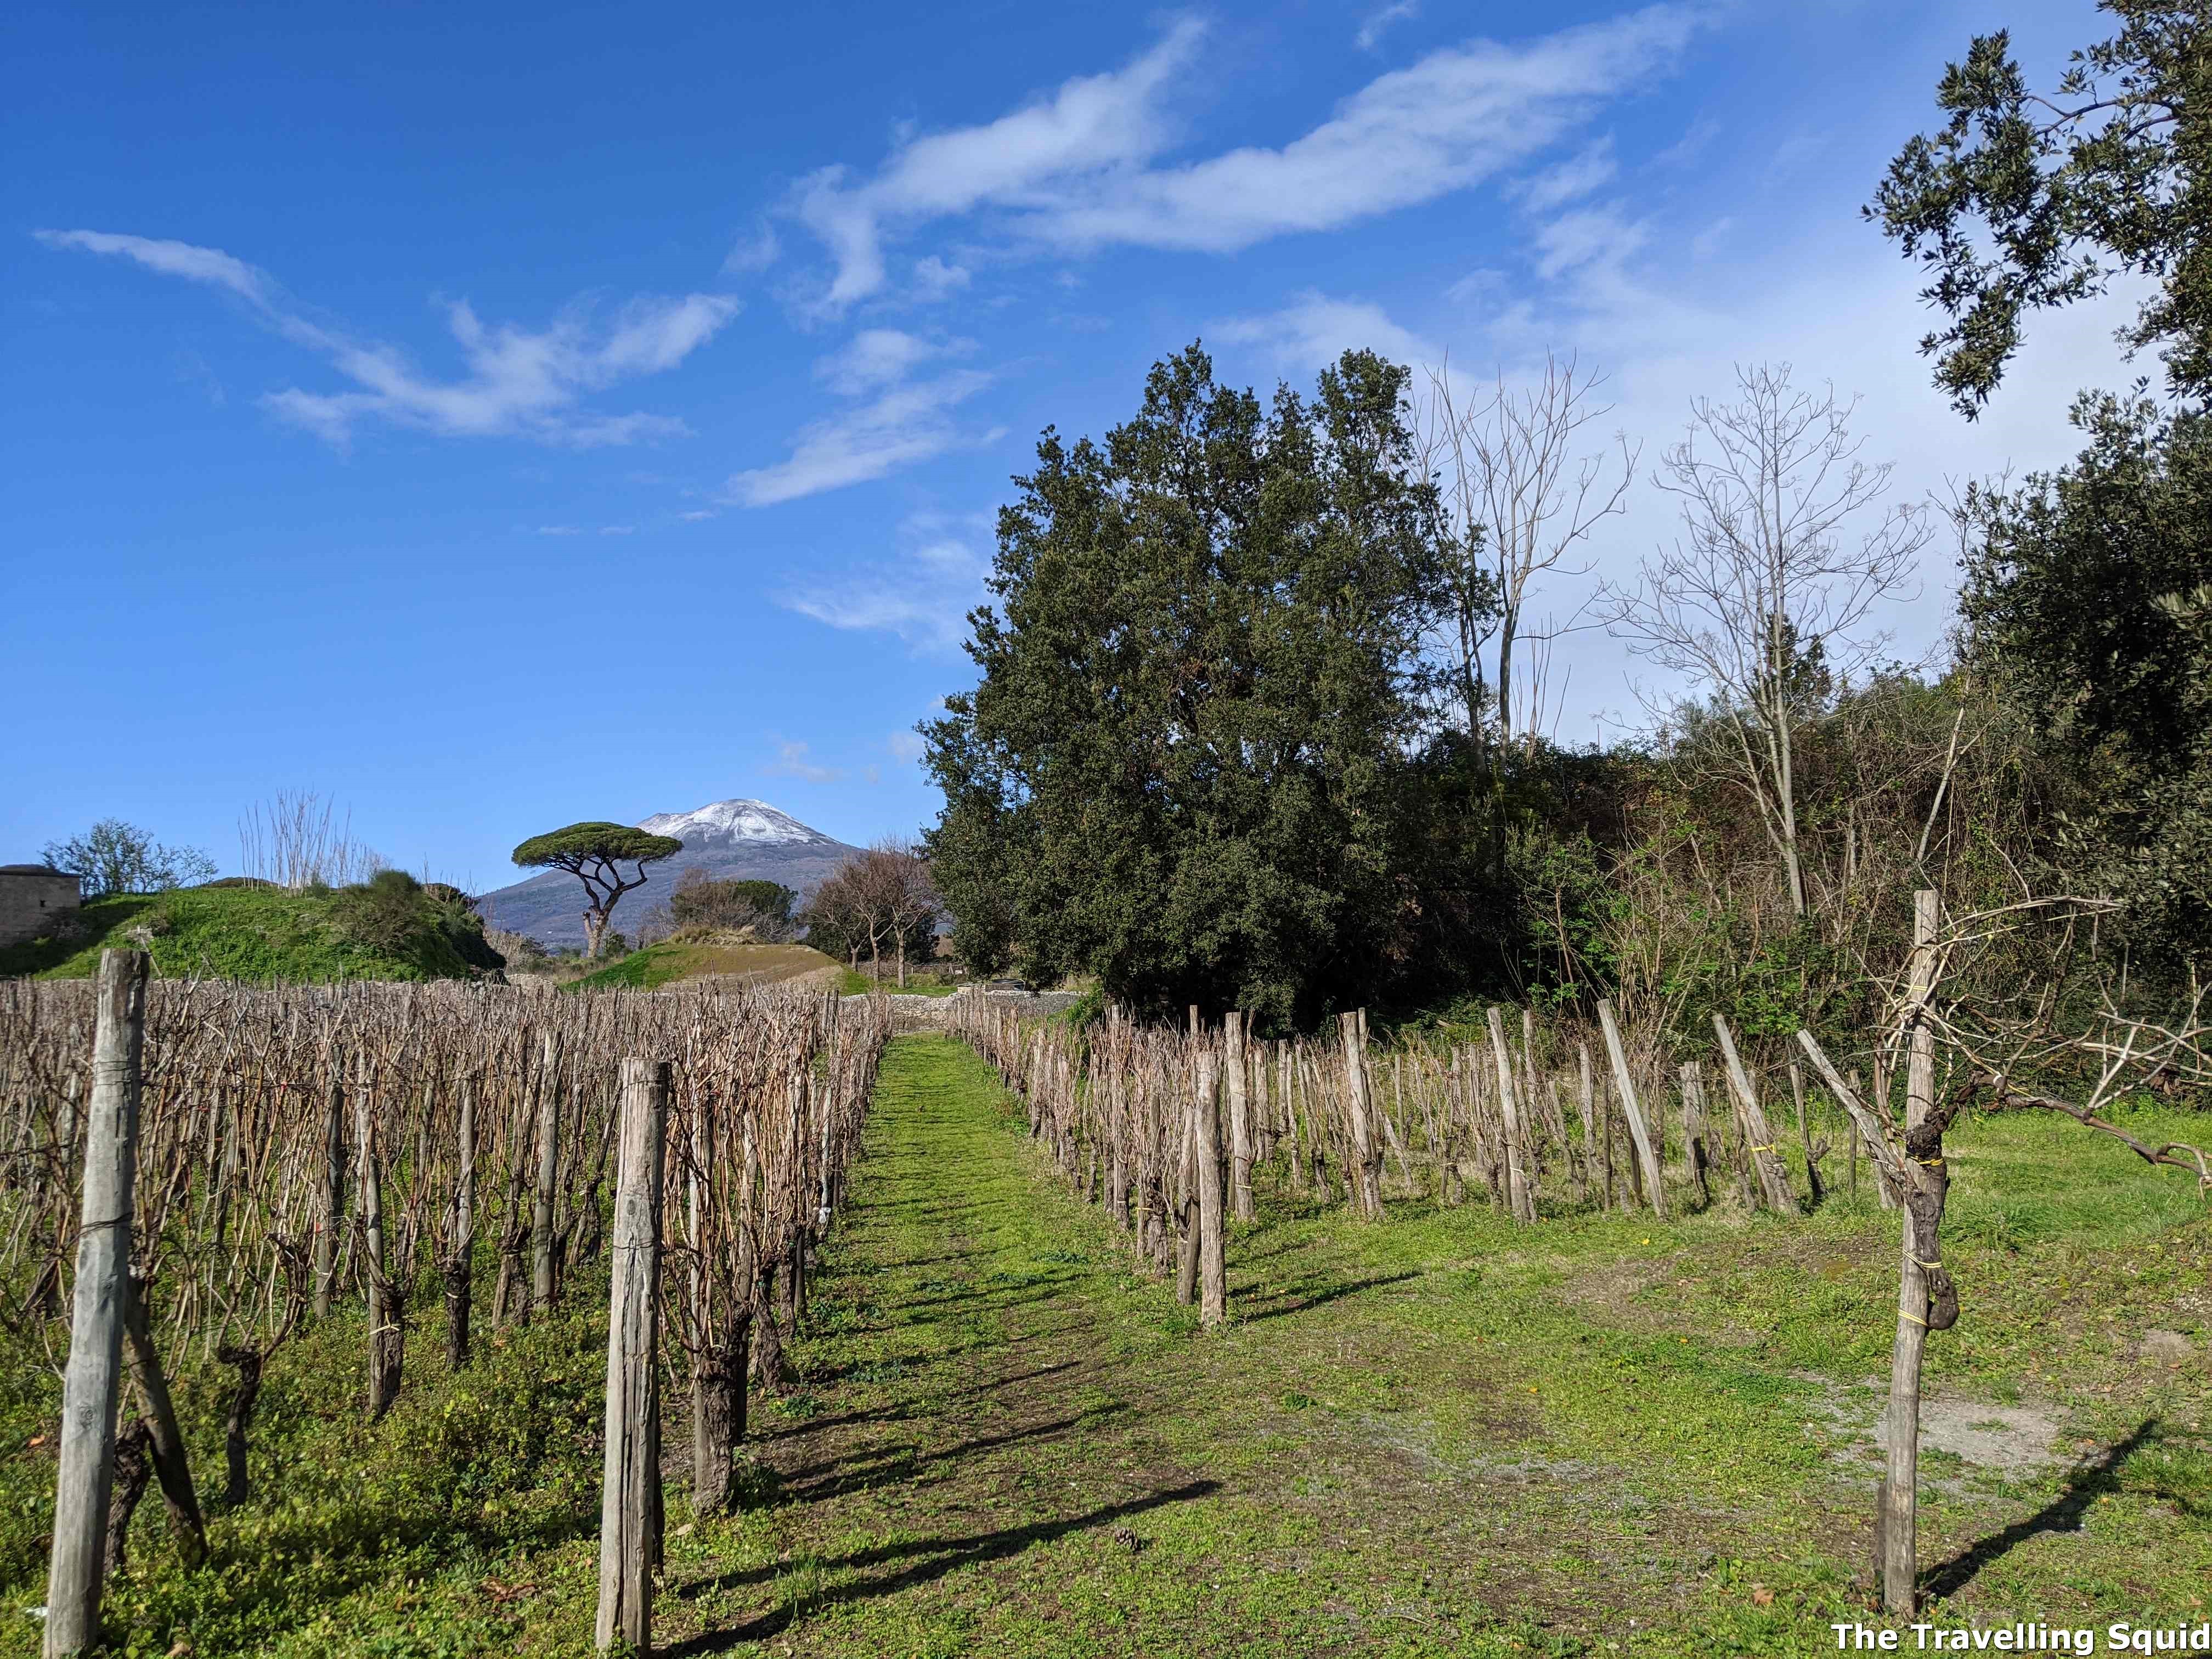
4, 0, 2132, 889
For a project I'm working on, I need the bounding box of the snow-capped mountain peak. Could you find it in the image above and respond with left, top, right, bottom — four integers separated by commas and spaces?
635, 798, 836, 848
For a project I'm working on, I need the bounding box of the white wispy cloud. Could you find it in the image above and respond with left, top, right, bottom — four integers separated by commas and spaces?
1356, 0, 1420, 52
725, 331, 992, 506
763, 739, 843, 783
912, 255, 971, 300
1515, 138, 1618, 212
789, 8, 1697, 311
887, 730, 927, 763
793, 18, 1207, 313
815, 328, 975, 394
35, 229, 276, 305
722, 222, 781, 275
36, 229, 740, 448
780, 509, 993, 650
1214, 291, 1440, 376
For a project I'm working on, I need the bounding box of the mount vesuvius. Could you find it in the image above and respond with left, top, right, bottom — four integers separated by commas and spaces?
477, 799, 863, 949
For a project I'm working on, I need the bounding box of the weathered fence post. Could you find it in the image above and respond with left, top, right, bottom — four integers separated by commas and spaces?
312, 1054, 346, 1319
358, 1070, 402, 1420
46, 949, 146, 1659
597, 1058, 667, 1654
1712, 1015, 1797, 1212
1338, 1012, 1383, 1220
531, 1029, 563, 1317
445, 1075, 476, 1372
1595, 1001, 1666, 1220
1224, 1013, 1254, 1223
1883, 889, 1948, 1611
1484, 1009, 1536, 1224
1678, 1062, 1713, 1209
1787, 1062, 1826, 1203
1798, 911, 1956, 1625
1194, 1049, 1228, 1326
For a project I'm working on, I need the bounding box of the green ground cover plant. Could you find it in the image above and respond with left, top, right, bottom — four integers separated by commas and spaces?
0, 881, 498, 984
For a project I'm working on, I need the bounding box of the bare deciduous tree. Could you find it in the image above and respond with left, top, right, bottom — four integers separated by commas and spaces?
1603, 364, 1931, 917
1423, 352, 1638, 755
238, 791, 385, 890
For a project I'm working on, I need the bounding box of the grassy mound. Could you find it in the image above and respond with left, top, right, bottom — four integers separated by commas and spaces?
567, 938, 842, 992
0, 879, 503, 983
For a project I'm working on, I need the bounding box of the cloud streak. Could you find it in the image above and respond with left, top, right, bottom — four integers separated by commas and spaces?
725, 331, 991, 506
779, 510, 993, 650
789, 7, 1699, 311
763, 739, 843, 783
36, 229, 739, 448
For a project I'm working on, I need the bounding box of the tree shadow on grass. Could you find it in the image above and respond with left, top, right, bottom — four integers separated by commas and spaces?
662, 1479, 1221, 1652
1233, 1271, 1422, 1324
1920, 1419, 2158, 1601
781, 1414, 1088, 1502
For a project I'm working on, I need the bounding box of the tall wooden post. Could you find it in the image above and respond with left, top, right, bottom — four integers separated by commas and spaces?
1712, 1015, 1797, 1212
1887, 890, 1944, 1610
358, 1069, 401, 1420
1338, 1012, 1382, 1220
445, 1076, 476, 1372
1194, 1051, 1228, 1326
47, 950, 146, 1659
597, 1058, 667, 1654
312, 1055, 346, 1318
1595, 1001, 1666, 1220
1224, 1013, 1254, 1223
1678, 1062, 1713, 1209
1906, 890, 1939, 1131
531, 1030, 563, 1317
1485, 1009, 1537, 1223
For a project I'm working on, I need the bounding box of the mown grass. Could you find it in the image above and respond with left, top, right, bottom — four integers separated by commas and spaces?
567, 940, 840, 992
4, 1038, 2208, 1655
836, 968, 961, 997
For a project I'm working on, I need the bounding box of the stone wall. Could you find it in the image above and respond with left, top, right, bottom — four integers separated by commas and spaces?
0, 868, 82, 949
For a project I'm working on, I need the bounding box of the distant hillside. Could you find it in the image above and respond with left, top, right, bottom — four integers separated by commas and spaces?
0, 882, 503, 983
478, 798, 863, 949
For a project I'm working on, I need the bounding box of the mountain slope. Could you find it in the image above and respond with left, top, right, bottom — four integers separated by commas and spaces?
477, 798, 862, 948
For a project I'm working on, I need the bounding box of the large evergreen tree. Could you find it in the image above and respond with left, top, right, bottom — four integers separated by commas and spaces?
922, 343, 1448, 1029
1963, 394, 2212, 962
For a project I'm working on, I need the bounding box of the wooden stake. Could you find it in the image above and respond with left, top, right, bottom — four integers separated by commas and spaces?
1485, 1009, 1536, 1223
1678, 1063, 1713, 1209
1339, 1012, 1383, 1220
47, 949, 146, 1659
311, 1056, 345, 1319
357, 1063, 402, 1420
596, 1058, 667, 1654
531, 1030, 563, 1316
1712, 1015, 1797, 1212
1595, 1001, 1666, 1220
1788, 1062, 1826, 1204
1194, 1050, 1227, 1326
445, 1076, 476, 1372
1224, 1014, 1254, 1222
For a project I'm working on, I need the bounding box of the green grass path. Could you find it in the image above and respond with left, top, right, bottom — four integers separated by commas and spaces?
617, 1036, 2212, 1657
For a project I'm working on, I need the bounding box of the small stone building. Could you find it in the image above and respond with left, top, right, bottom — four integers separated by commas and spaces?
0, 865, 82, 949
